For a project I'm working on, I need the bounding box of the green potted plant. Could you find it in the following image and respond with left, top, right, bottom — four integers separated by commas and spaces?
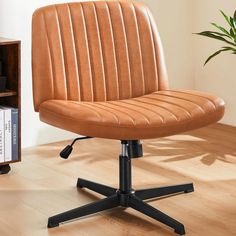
196, 10, 236, 65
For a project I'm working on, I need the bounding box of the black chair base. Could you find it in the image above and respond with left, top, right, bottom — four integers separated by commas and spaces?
48, 178, 194, 235
48, 141, 194, 235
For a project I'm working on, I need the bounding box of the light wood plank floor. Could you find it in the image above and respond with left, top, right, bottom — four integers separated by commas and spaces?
0, 124, 236, 236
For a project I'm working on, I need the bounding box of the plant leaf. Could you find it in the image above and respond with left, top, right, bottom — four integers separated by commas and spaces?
211, 23, 231, 36
230, 17, 236, 30
196, 10, 236, 66
204, 48, 231, 65
230, 28, 235, 37
222, 46, 236, 50
222, 47, 236, 54
195, 30, 232, 39
220, 10, 232, 26
197, 31, 236, 46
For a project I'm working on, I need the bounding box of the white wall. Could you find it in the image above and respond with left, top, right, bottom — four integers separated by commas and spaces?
138, 0, 195, 89
0, 0, 235, 147
193, 0, 236, 126
0, 0, 91, 148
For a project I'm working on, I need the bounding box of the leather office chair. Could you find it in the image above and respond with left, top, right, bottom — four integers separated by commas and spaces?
32, 1, 225, 235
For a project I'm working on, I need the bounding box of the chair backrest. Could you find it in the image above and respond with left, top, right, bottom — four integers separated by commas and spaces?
32, 0, 168, 111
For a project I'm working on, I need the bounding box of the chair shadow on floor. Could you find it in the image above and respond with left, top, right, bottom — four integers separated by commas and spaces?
144, 133, 236, 166
23, 126, 236, 167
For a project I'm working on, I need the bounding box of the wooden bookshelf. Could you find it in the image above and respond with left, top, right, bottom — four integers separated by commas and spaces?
0, 37, 21, 174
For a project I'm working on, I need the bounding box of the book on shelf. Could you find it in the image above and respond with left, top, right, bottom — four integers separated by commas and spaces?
0, 110, 4, 163
1, 107, 11, 162
0, 106, 18, 163
11, 108, 18, 161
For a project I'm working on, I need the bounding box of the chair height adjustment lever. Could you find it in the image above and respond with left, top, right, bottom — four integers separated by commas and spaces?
60, 137, 93, 159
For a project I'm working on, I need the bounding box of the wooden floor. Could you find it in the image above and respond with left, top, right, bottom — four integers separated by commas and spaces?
0, 124, 236, 236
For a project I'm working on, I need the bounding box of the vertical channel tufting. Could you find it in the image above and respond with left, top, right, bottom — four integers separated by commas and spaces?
108, 1, 132, 99
118, 2, 133, 97
93, 2, 107, 101
133, 3, 158, 94
67, 4, 81, 101
118, 2, 132, 98
96, 2, 119, 101
32, 1, 169, 111
145, 6, 159, 91
120, 1, 145, 97
42, 12, 54, 100
82, 2, 106, 101
68, 4, 81, 100
56, 4, 81, 101
146, 7, 169, 90
80, 3, 95, 101
69, 3, 94, 101
106, 2, 120, 100
132, 3, 145, 95
54, 5, 68, 100
43, 6, 68, 100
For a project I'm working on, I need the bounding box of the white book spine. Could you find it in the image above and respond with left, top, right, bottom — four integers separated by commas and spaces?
0, 110, 4, 163
4, 109, 12, 162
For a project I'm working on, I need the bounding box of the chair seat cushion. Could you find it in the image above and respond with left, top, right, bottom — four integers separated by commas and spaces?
39, 90, 225, 140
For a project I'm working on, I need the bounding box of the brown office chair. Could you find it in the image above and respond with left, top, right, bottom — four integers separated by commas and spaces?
32, 1, 225, 235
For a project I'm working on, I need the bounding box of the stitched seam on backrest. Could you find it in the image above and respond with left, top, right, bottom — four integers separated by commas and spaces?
81, 3, 94, 101
93, 2, 107, 101
67, 3, 81, 101
42, 11, 55, 100
55, 5, 68, 100
132, 3, 145, 95
106, 2, 120, 100
146, 7, 159, 91
118, 2, 132, 98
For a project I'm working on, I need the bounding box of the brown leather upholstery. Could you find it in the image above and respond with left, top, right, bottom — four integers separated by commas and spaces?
32, 1, 225, 140
39, 89, 224, 140
32, 1, 168, 111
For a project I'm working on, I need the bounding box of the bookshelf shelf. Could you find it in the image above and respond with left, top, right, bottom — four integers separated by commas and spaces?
0, 90, 17, 97
0, 37, 21, 174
